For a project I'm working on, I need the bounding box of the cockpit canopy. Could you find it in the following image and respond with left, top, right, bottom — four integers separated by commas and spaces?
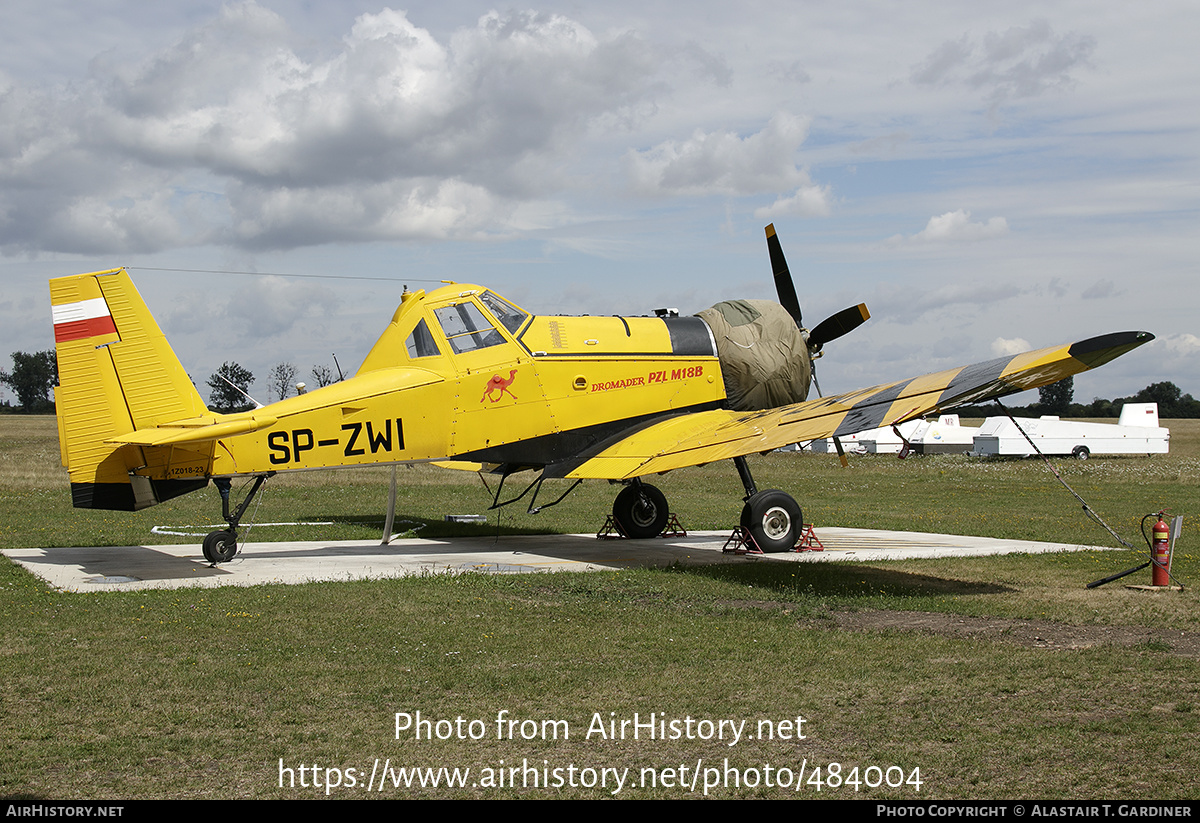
364, 286, 531, 372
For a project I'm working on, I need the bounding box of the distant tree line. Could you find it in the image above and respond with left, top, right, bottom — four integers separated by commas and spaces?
205, 361, 339, 412
0, 351, 343, 414
206, 362, 257, 413
0, 351, 57, 413
954, 376, 1200, 419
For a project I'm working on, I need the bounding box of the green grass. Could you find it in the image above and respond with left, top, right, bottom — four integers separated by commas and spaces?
3, 416, 1199, 799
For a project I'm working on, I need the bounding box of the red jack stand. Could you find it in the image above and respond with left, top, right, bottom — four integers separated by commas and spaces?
722, 527, 761, 555
796, 524, 824, 552
723, 524, 824, 554
596, 514, 687, 539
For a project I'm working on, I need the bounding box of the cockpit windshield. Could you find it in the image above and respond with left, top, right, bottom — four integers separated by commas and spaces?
434, 301, 507, 354
480, 291, 528, 334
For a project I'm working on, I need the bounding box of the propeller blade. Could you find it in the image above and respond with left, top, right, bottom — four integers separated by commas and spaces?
812, 357, 850, 466
808, 303, 870, 351
765, 223, 802, 328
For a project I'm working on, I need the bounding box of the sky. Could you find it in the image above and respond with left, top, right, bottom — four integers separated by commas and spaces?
2, 0, 1196, 407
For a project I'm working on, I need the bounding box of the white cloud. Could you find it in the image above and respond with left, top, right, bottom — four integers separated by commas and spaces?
889, 210, 1009, 245
1160, 333, 1200, 356
992, 337, 1032, 356
911, 19, 1096, 106
225, 276, 340, 341
2, 0, 1197, 407
227, 178, 512, 249
0, 4, 662, 254
624, 113, 825, 204
754, 185, 832, 219
1081, 279, 1117, 299
861, 280, 1022, 328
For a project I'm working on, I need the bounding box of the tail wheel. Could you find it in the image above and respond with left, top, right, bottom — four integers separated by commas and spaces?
613, 484, 669, 539
741, 490, 802, 553
203, 529, 238, 564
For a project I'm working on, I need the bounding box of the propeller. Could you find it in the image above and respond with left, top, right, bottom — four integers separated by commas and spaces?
764, 223, 870, 354
765, 223, 803, 327
765, 223, 871, 467
808, 303, 870, 353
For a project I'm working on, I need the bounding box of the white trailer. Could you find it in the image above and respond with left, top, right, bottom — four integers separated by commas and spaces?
804, 415, 979, 455
972, 403, 1169, 459
806, 419, 923, 454
909, 414, 980, 455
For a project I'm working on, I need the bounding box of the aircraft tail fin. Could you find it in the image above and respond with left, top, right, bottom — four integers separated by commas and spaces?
51, 268, 211, 510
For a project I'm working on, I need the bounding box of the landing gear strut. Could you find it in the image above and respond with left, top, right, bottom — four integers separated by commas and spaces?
733, 455, 802, 552
202, 474, 272, 564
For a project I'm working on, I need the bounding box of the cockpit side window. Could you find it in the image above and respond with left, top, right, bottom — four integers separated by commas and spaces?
434, 302, 506, 354
405, 318, 440, 359
480, 291, 528, 334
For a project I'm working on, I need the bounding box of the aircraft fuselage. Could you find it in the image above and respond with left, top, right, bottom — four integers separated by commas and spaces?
195, 283, 725, 479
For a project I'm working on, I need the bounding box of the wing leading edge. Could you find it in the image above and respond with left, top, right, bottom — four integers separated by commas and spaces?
557, 331, 1153, 480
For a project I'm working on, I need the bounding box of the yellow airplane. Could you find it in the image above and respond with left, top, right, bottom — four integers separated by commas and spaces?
50, 225, 1152, 563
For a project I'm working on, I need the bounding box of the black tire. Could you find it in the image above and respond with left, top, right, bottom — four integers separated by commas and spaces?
1072, 446, 1090, 460
740, 490, 802, 553
203, 529, 238, 563
612, 484, 669, 539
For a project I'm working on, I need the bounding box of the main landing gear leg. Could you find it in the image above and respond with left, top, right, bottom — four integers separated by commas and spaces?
203, 474, 272, 564
733, 455, 803, 553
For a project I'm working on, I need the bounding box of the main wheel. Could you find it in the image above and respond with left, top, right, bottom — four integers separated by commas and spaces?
612, 484, 669, 539
1072, 446, 1090, 460
203, 529, 238, 564
741, 490, 802, 553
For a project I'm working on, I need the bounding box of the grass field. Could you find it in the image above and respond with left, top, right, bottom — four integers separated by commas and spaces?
2, 415, 1198, 799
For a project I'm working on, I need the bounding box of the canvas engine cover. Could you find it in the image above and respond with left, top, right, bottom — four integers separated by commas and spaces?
695, 299, 812, 412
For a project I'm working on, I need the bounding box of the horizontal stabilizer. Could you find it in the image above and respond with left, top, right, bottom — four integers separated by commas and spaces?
108, 415, 280, 447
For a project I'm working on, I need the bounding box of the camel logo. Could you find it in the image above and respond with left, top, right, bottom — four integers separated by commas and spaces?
481, 369, 518, 403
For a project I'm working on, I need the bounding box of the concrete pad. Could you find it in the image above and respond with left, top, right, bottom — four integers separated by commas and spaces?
2, 527, 1117, 593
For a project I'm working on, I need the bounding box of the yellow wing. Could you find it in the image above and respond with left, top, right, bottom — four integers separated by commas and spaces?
553, 331, 1153, 480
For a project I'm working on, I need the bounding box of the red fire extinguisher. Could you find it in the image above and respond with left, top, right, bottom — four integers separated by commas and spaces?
1151, 513, 1171, 586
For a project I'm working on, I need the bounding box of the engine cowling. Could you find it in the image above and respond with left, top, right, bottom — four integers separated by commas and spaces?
696, 299, 812, 412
